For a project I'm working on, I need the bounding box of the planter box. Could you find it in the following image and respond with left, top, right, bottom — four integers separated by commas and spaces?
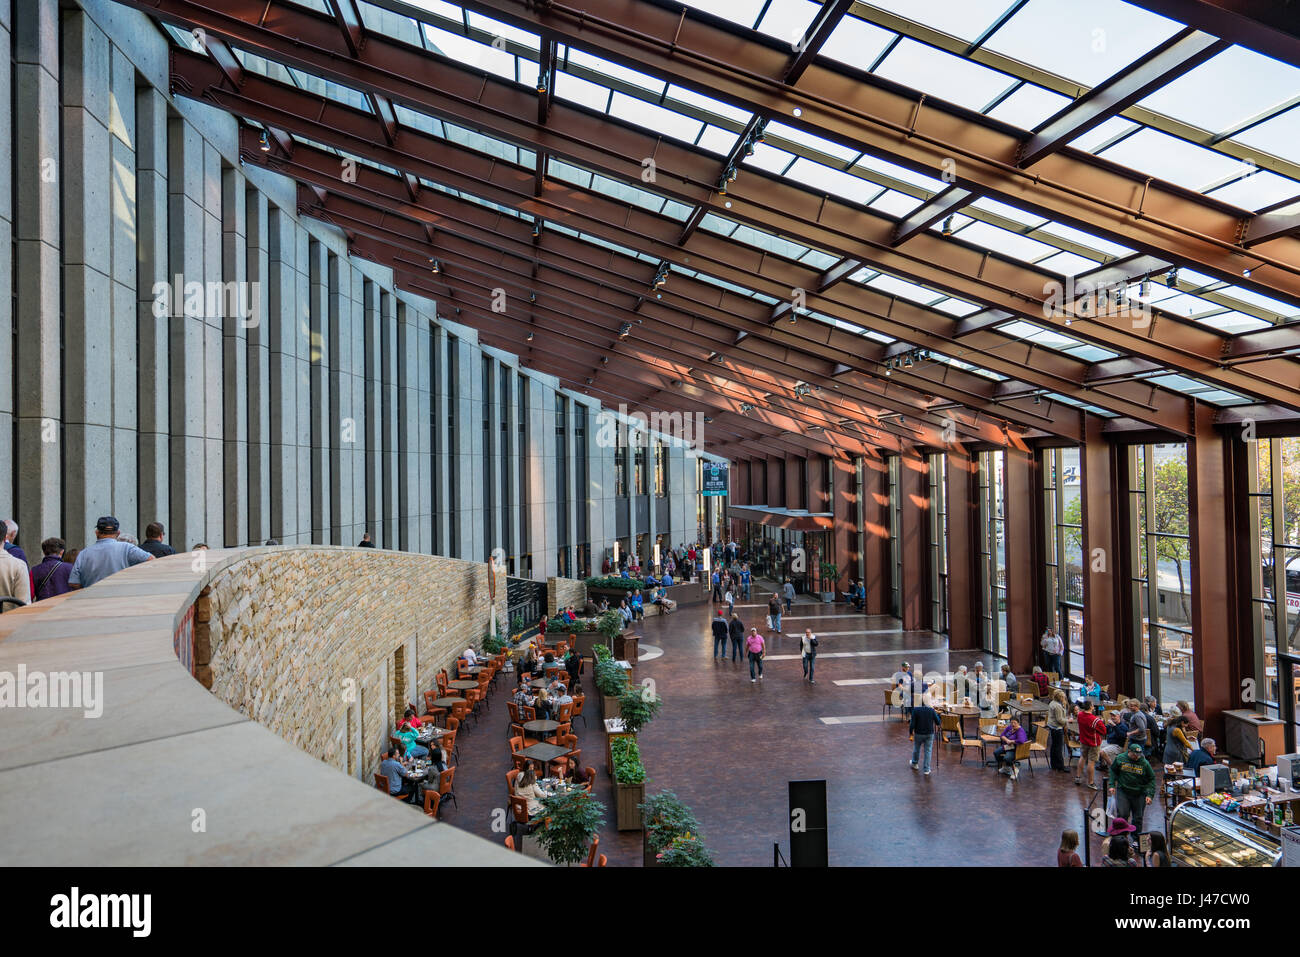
614, 780, 645, 831
601, 694, 623, 723
605, 729, 634, 778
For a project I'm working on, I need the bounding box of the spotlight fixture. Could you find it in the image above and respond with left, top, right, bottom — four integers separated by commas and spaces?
526, 331, 534, 341
618, 322, 632, 339
1139, 277, 1151, 297
429, 258, 440, 274
941, 215, 955, 236
743, 139, 756, 158
716, 173, 729, 195
528, 291, 537, 303
703, 415, 713, 424
532, 220, 542, 238
754, 120, 767, 144
1166, 267, 1179, 286
259, 130, 270, 152
536, 69, 549, 94
601, 356, 608, 364
1243, 266, 1252, 278
1033, 393, 1042, 405
671, 379, 683, 388
727, 166, 739, 184
652, 262, 671, 289
585, 377, 593, 385
740, 402, 754, 414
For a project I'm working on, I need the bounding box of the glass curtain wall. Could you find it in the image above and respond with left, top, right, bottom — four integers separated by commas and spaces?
928, 452, 948, 635
555, 393, 570, 579
1044, 447, 1086, 678
887, 455, 901, 618
1126, 444, 1194, 708
978, 450, 1007, 657
1246, 436, 1300, 748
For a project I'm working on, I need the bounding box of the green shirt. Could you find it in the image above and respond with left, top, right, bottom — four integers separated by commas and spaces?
1109, 751, 1156, 798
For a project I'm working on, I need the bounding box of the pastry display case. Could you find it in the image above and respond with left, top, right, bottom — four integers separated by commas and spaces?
1169, 800, 1282, 867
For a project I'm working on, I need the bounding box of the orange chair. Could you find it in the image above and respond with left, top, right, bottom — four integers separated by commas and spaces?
582, 837, 600, 868
581, 766, 596, 792
423, 790, 441, 820
504, 834, 516, 851
510, 752, 530, 772
509, 794, 537, 844
506, 769, 520, 794
555, 702, 574, 724
437, 767, 457, 809
571, 694, 587, 729
509, 735, 526, 754
441, 729, 459, 763
450, 700, 471, 727
595, 855, 607, 867
521, 705, 537, 722
507, 701, 523, 725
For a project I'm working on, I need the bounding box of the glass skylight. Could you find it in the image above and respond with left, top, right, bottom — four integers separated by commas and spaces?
757, 0, 822, 46
875, 39, 1015, 112
863, 0, 1020, 44
985, 83, 1071, 130
1137, 46, 1300, 135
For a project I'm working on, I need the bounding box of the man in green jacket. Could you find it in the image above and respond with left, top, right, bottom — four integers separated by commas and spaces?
1108, 740, 1157, 833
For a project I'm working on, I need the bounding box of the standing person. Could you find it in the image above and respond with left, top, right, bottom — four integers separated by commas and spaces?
139, 523, 175, 559
1057, 830, 1083, 867
1046, 690, 1070, 772
1175, 700, 1202, 736
782, 579, 795, 612
358, 532, 376, 548
0, 539, 32, 605
728, 613, 745, 664
711, 608, 730, 661
723, 585, 735, 617
1146, 831, 1172, 868
1075, 699, 1106, 789
908, 696, 940, 775
745, 627, 765, 683
767, 592, 783, 634
710, 568, 722, 602
1163, 714, 1195, 765
2, 519, 27, 565
800, 628, 819, 684
29, 538, 73, 601
68, 517, 155, 590
1108, 740, 1157, 835
740, 563, 751, 600
1040, 624, 1064, 676
891, 662, 915, 716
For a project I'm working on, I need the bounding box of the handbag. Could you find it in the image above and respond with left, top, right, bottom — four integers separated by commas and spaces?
765, 615, 772, 629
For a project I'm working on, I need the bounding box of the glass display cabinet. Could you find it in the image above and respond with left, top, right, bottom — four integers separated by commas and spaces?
1168, 801, 1282, 867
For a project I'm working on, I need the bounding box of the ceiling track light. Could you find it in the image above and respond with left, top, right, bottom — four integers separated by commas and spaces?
1166, 267, 1179, 286
727, 166, 738, 184
600, 356, 608, 364
532, 221, 542, 238
259, 130, 271, 152
618, 322, 632, 339
528, 291, 537, 303
429, 258, 440, 274
526, 331, 534, 341
1139, 277, 1151, 297
941, 214, 955, 236
537, 69, 549, 94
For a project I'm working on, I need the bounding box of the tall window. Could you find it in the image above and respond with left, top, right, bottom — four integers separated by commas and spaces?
447, 336, 460, 557
654, 440, 667, 497
1126, 443, 1193, 707
978, 450, 1006, 657
575, 404, 589, 578
517, 373, 530, 577
615, 424, 627, 497
887, 455, 901, 618
1044, 447, 1085, 677
928, 453, 948, 635
1245, 436, 1300, 746
482, 355, 493, 558
500, 365, 512, 574
555, 393, 569, 579
634, 432, 646, 495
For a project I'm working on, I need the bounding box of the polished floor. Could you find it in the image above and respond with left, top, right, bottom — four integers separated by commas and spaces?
442, 593, 1166, 865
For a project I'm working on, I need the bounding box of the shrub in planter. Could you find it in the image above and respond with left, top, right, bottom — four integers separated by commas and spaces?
596, 610, 623, 643
533, 789, 606, 866
592, 643, 613, 663
640, 790, 700, 858
594, 657, 629, 698
617, 684, 661, 736
656, 832, 715, 867
482, 631, 507, 655
610, 736, 646, 831
546, 618, 584, 634
584, 575, 645, 591
610, 736, 645, 784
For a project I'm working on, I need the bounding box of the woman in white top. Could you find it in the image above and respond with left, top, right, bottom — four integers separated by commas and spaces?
514, 767, 547, 817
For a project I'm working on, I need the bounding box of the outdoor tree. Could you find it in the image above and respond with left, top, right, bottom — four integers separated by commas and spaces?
1152, 457, 1191, 623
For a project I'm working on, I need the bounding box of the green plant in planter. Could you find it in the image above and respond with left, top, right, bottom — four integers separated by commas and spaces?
533, 789, 606, 866
656, 832, 715, 867
596, 610, 623, 642
592, 643, 613, 662
617, 683, 661, 735
594, 657, 628, 698
819, 562, 839, 588
609, 736, 645, 785
482, 632, 505, 654
584, 575, 645, 591
640, 790, 701, 854
510, 614, 525, 634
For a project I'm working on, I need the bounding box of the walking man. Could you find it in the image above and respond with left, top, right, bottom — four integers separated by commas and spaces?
711, 608, 729, 661
800, 628, 818, 684
909, 696, 941, 775
768, 592, 783, 634
711, 568, 722, 602
891, 661, 915, 717
723, 585, 735, 617
1075, 699, 1106, 789
728, 613, 745, 663
745, 627, 765, 683
782, 579, 795, 612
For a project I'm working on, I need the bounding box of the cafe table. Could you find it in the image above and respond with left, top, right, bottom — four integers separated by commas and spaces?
1006, 698, 1050, 731
430, 696, 463, 711
937, 702, 981, 738
523, 719, 560, 741
447, 679, 479, 691
415, 726, 447, 746
518, 741, 570, 774
461, 665, 484, 675
529, 678, 550, 689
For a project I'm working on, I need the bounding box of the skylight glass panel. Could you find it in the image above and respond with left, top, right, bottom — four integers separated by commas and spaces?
818, 15, 896, 72
1036, 221, 1135, 259
608, 92, 704, 143
765, 121, 860, 163
1192, 390, 1251, 406
233, 50, 295, 85
931, 297, 982, 317
1146, 374, 1226, 396
786, 158, 882, 205
800, 249, 841, 270
957, 221, 1057, 262
866, 0, 1019, 42
864, 273, 944, 304
1064, 344, 1120, 362
567, 49, 665, 95
442, 121, 532, 165
699, 213, 738, 236
757, 0, 821, 46
1035, 251, 1101, 276
547, 157, 593, 189
968, 196, 1048, 229
697, 125, 742, 155
1069, 116, 1139, 153
661, 199, 694, 221
1196, 311, 1271, 333
1138, 46, 1300, 135
984, 83, 1072, 131
464, 11, 540, 50
855, 154, 946, 191
286, 69, 372, 112
936, 354, 1006, 380
729, 223, 810, 260
743, 143, 797, 175
554, 70, 611, 112
424, 24, 516, 80
665, 85, 752, 125
1097, 128, 1249, 192
1215, 286, 1300, 321
393, 103, 445, 137
985, 0, 1182, 88
590, 172, 669, 214
397, 1, 461, 22
869, 190, 925, 216
679, 0, 766, 27
1233, 108, 1300, 166
1153, 291, 1219, 318
1205, 170, 1300, 211
874, 39, 1016, 113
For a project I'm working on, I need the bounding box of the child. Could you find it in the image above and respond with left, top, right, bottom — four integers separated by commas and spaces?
1057, 829, 1082, 867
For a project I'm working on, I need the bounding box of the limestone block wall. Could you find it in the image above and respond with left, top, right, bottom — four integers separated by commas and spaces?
547, 576, 587, 616
203, 546, 504, 782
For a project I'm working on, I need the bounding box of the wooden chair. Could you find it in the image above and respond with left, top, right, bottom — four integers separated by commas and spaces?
550, 735, 580, 777
584, 836, 600, 869
595, 854, 607, 867
1028, 728, 1049, 770
504, 834, 516, 851
1046, 672, 1060, 683
476, 673, 493, 710
506, 769, 520, 795
521, 705, 537, 722
571, 694, 588, 729
1013, 740, 1033, 777
581, 766, 596, 792
437, 767, 457, 809
881, 687, 896, 719
423, 790, 441, 820
510, 752, 530, 772
510, 725, 540, 749
441, 728, 459, 763
555, 702, 574, 724
507, 701, 523, 725
373, 773, 391, 794
978, 718, 1002, 764
938, 713, 962, 755
509, 794, 539, 844
450, 700, 471, 728
947, 716, 985, 766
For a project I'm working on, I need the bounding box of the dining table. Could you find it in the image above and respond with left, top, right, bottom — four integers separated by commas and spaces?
429, 695, 463, 711
446, 679, 479, 692
523, 719, 560, 741
518, 741, 570, 774
1006, 698, 1050, 731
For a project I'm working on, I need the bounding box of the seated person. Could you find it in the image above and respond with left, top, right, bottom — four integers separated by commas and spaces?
520, 647, 538, 676
418, 746, 450, 803
1030, 666, 1051, 696
994, 718, 1029, 777
1000, 664, 1019, 691
1082, 675, 1103, 699
596, 597, 610, 613
379, 747, 418, 804
661, 572, 673, 587
512, 681, 533, 708
553, 683, 574, 708
463, 646, 479, 666
568, 762, 592, 787
652, 586, 676, 613
532, 653, 548, 679
513, 767, 547, 817
1175, 700, 1202, 734
620, 567, 631, 579
534, 689, 554, 720
1099, 711, 1131, 766
630, 590, 644, 620
617, 599, 633, 626
1184, 737, 1217, 774
402, 707, 423, 729
564, 606, 578, 622
582, 598, 599, 618
395, 721, 429, 760
643, 572, 658, 587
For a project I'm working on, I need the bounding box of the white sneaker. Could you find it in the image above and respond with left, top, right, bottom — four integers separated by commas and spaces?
751, 678, 756, 683
924, 769, 932, 776
1010, 768, 1020, 781
910, 761, 917, 770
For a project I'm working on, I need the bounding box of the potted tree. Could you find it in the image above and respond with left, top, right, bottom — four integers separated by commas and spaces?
594, 653, 629, 721
819, 562, 839, 603
609, 736, 646, 831
640, 790, 701, 868
533, 789, 605, 866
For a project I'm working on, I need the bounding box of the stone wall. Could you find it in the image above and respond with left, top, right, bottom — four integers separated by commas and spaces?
547, 576, 587, 616
204, 546, 504, 782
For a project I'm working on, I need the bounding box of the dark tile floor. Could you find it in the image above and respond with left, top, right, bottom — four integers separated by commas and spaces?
441, 596, 1165, 865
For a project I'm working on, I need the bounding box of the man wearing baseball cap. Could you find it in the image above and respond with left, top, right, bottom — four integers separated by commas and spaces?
68, 516, 155, 591
1108, 739, 1157, 834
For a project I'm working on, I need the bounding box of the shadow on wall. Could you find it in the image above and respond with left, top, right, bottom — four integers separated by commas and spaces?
201, 547, 505, 784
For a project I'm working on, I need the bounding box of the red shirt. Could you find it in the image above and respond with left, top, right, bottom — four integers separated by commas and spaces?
1032, 673, 1050, 695
1057, 850, 1082, 867
1078, 712, 1106, 747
